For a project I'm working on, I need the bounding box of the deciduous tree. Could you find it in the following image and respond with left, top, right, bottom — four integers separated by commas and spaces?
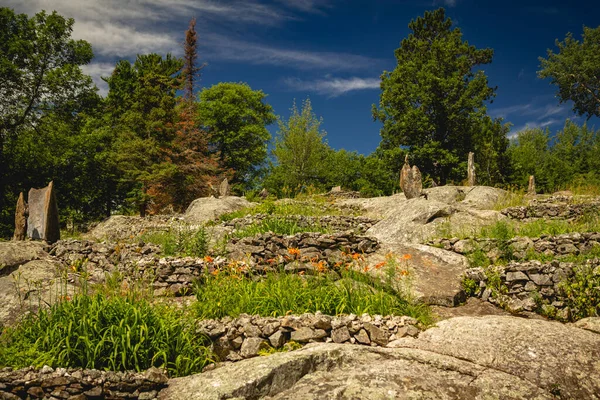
538, 25, 600, 120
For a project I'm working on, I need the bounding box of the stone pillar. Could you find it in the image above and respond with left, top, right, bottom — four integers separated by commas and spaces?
527, 175, 536, 195
27, 181, 60, 243
13, 192, 27, 240
467, 152, 476, 186
219, 178, 230, 197
400, 156, 423, 199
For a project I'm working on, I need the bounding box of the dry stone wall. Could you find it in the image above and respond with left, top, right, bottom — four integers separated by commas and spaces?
501, 199, 600, 220
0, 366, 167, 399
464, 259, 600, 320
197, 313, 421, 362
429, 232, 600, 260
50, 232, 379, 296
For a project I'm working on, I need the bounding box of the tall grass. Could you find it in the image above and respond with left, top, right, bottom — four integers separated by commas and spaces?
232, 217, 329, 238
0, 292, 211, 377
138, 226, 209, 257
218, 199, 346, 223
193, 268, 431, 325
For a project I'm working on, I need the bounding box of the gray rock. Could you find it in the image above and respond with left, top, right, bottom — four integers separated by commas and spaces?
160, 315, 600, 400
354, 328, 370, 344
240, 337, 268, 358
290, 327, 317, 343
331, 326, 351, 343
184, 196, 253, 225
13, 192, 27, 241
26, 181, 60, 243
268, 331, 286, 348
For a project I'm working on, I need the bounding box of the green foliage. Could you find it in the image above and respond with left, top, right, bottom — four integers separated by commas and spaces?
559, 265, 600, 320
0, 8, 100, 236
467, 248, 491, 269
138, 226, 210, 257
232, 217, 329, 239
539, 25, 600, 120
461, 277, 479, 297
269, 98, 331, 193
218, 199, 345, 223
0, 293, 211, 377
198, 82, 276, 190
507, 121, 600, 192
194, 268, 431, 324
373, 8, 506, 184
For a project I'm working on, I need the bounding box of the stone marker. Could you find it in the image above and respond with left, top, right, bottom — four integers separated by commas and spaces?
27, 181, 60, 243
259, 188, 269, 199
13, 192, 27, 241
330, 186, 342, 193
219, 178, 230, 197
528, 175, 536, 195
467, 152, 476, 186
399, 155, 423, 199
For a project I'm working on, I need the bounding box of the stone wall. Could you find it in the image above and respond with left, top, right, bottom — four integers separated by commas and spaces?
429, 232, 600, 260
464, 259, 600, 320
222, 214, 378, 234
50, 232, 380, 297
197, 313, 421, 362
0, 366, 167, 399
501, 200, 600, 220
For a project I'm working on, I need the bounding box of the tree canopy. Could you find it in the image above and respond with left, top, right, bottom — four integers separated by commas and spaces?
373, 8, 503, 185
198, 82, 276, 190
538, 25, 600, 120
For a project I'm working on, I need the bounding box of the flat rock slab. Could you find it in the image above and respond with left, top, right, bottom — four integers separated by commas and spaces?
365, 243, 469, 306
0, 241, 47, 275
160, 315, 600, 400
431, 297, 512, 321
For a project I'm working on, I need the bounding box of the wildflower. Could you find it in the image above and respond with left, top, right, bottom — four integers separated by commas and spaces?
351, 253, 362, 260
400, 270, 410, 276
211, 269, 219, 276
363, 265, 370, 273
204, 255, 214, 263
374, 261, 386, 270
288, 247, 301, 256
402, 254, 412, 260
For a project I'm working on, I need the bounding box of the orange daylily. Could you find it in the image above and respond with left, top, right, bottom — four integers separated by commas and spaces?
402, 254, 412, 260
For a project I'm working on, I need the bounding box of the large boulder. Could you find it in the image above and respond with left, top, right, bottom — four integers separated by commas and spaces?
0, 241, 47, 275
365, 196, 504, 244
365, 242, 470, 306
184, 196, 253, 225
84, 215, 175, 242
160, 315, 600, 400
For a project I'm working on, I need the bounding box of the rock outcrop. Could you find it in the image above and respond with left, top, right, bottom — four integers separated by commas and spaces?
184, 196, 253, 224
161, 315, 600, 400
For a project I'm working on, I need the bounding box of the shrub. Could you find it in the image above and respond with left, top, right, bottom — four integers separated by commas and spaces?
559, 265, 600, 320
0, 293, 211, 377
232, 217, 329, 238
138, 226, 209, 257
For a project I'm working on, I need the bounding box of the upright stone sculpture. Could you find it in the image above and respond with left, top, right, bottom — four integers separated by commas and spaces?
13, 192, 27, 240
400, 156, 423, 199
467, 152, 476, 186
528, 175, 536, 195
27, 181, 60, 243
219, 178, 230, 197
259, 188, 269, 199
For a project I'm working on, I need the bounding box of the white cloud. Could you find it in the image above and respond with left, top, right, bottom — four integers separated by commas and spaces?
275, 0, 333, 14
284, 76, 380, 97
80, 62, 116, 96
204, 34, 381, 71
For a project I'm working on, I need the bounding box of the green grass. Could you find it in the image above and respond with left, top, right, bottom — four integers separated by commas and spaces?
138, 226, 209, 257
218, 199, 346, 223
232, 217, 330, 238
0, 293, 212, 377
193, 267, 432, 325
558, 264, 600, 320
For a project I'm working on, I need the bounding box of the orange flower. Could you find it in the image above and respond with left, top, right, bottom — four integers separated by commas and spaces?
402, 254, 412, 260
400, 269, 410, 276
204, 255, 214, 263
298, 271, 305, 275
211, 269, 219, 276
288, 247, 301, 256
374, 261, 386, 270
351, 253, 362, 260
363, 265, 370, 272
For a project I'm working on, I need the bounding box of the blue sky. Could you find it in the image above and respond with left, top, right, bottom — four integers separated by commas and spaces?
7, 0, 600, 154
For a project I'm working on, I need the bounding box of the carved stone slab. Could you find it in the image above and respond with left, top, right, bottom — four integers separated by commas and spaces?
467, 152, 476, 186
219, 178, 230, 197
400, 156, 423, 199
27, 181, 60, 243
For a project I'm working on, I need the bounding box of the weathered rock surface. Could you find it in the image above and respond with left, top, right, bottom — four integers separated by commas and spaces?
26, 181, 60, 243
13, 192, 27, 240
365, 242, 470, 306
85, 215, 178, 242
399, 158, 423, 199
0, 241, 47, 275
184, 196, 253, 224
161, 315, 600, 400
573, 317, 600, 334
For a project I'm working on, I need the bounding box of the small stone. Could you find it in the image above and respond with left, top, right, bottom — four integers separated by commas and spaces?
240, 337, 269, 358
290, 327, 317, 343
506, 271, 528, 282
354, 328, 371, 344
331, 326, 351, 343
139, 391, 158, 400
397, 325, 420, 338
27, 386, 45, 397
84, 386, 103, 397
268, 331, 286, 348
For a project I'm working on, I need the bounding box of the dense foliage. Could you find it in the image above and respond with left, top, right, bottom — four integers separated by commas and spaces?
539, 25, 600, 120
372, 8, 509, 185
0, 6, 598, 238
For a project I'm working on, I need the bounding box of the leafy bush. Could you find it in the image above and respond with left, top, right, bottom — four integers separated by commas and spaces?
559, 265, 600, 320
193, 266, 431, 325
0, 293, 211, 377
461, 277, 480, 297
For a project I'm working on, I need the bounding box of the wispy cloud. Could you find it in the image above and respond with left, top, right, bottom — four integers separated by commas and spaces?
204, 34, 382, 71
80, 62, 117, 96
275, 0, 334, 15
518, 68, 525, 80
284, 76, 380, 97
